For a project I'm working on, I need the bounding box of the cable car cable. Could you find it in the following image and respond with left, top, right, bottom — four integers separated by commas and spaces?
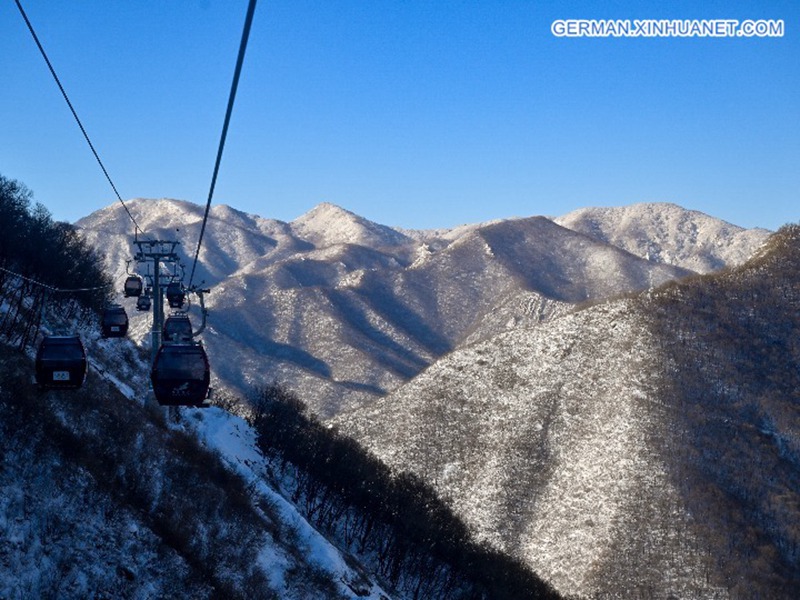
14, 0, 147, 240
188, 0, 258, 288
0, 265, 108, 294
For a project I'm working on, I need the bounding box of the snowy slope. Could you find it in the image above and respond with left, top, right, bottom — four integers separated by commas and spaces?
0, 327, 393, 599
334, 299, 715, 597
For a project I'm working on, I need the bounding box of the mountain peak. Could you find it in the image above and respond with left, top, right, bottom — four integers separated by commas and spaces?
76, 197, 204, 234
300, 201, 354, 218
290, 202, 410, 249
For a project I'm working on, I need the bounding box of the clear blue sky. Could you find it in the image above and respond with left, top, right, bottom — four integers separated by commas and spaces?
2, 1, 798, 231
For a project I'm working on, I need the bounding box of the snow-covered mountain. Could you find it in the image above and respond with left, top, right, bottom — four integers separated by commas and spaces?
334, 225, 800, 598
76, 199, 768, 416
291, 202, 413, 249
553, 202, 771, 273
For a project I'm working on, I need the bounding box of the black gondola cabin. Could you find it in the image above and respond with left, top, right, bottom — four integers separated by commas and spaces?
35, 335, 87, 389
166, 282, 186, 309
151, 342, 210, 406
102, 305, 129, 338
136, 294, 151, 311
124, 275, 143, 297
163, 313, 193, 342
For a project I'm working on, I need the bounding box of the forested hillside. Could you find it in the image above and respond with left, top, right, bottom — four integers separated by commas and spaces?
0, 175, 111, 350
642, 224, 800, 596
0, 346, 277, 598
242, 383, 558, 599
336, 225, 800, 598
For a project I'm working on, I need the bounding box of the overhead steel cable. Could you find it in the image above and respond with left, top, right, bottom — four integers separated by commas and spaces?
188, 0, 258, 288
14, 0, 146, 239
0, 265, 108, 293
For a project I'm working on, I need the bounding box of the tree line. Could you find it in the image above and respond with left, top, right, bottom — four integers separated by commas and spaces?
246, 382, 560, 599
0, 174, 111, 349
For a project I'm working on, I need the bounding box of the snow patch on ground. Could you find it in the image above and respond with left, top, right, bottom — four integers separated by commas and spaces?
186, 408, 391, 599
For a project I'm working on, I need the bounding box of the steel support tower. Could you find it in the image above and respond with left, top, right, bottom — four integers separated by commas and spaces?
133, 240, 181, 365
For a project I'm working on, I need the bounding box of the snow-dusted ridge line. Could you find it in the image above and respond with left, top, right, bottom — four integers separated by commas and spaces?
76, 198, 769, 417
553, 202, 771, 273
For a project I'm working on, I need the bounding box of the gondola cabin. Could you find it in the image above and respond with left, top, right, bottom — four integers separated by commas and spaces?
163, 313, 193, 342
136, 294, 151, 312
166, 282, 186, 309
102, 305, 129, 338
124, 275, 144, 298
151, 342, 210, 406
35, 335, 87, 389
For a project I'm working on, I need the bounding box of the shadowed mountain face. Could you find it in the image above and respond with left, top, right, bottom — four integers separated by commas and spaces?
77, 199, 767, 416
334, 225, 800, 598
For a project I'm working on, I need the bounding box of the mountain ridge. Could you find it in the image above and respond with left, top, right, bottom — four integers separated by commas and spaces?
76, 198, 770, 416
554, 202, 771, 273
